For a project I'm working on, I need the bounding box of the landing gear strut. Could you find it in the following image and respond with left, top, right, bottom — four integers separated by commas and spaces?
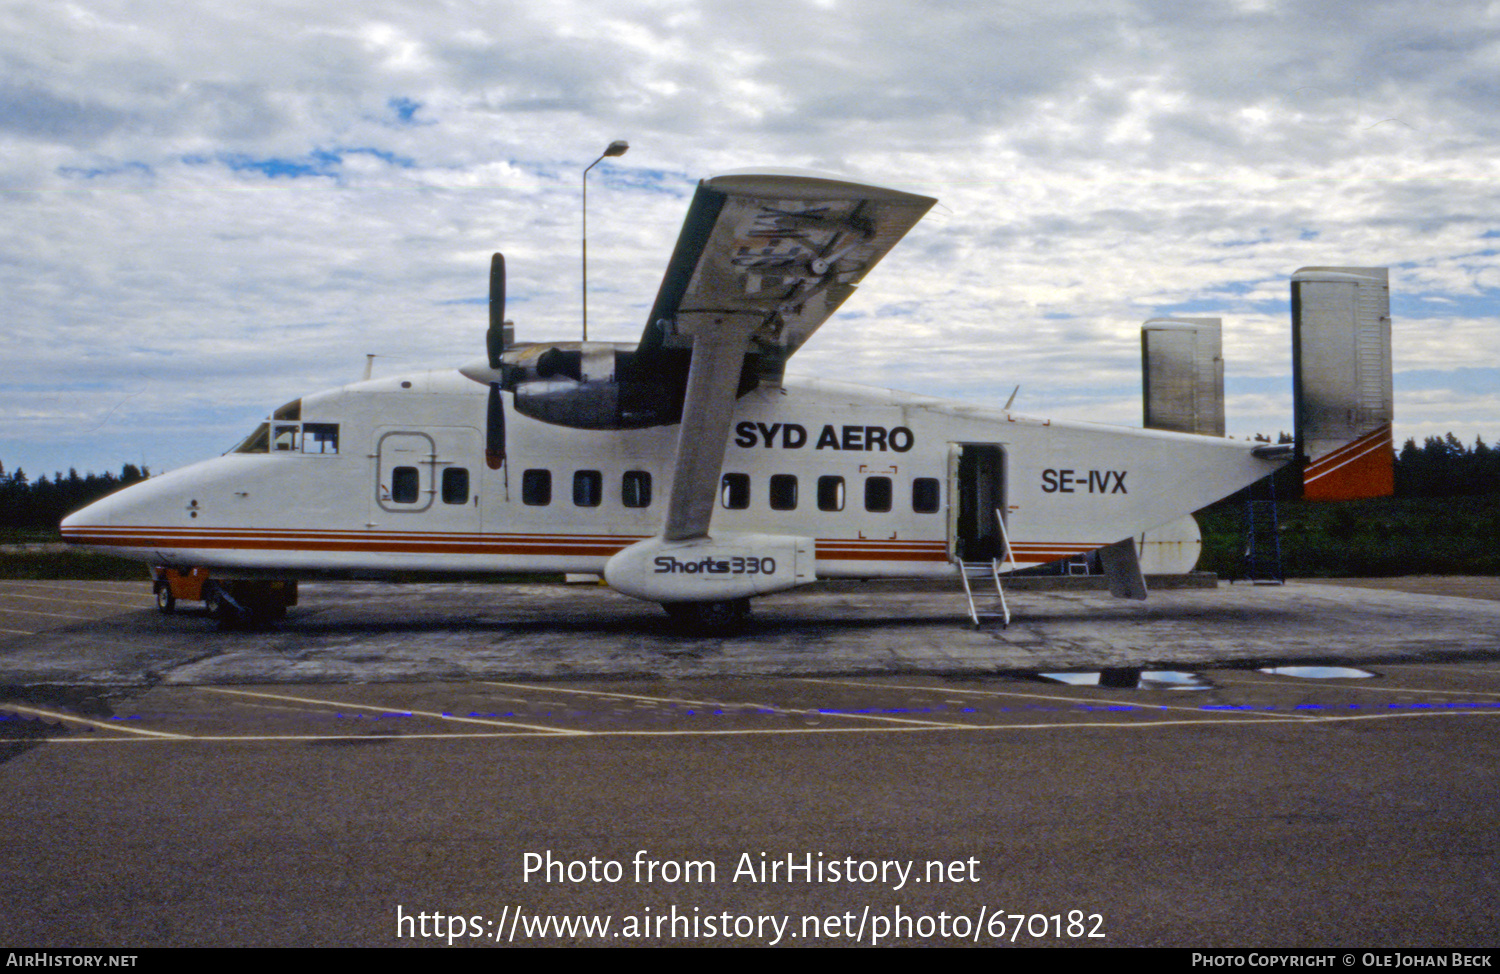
183, 577, 294, 629
661, 598, 751, 634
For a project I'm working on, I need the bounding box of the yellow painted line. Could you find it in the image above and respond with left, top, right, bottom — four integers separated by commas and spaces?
1224, 670, 1500, 699
1381, 663, 1500, 679
0, 702, 188, 739
18, 708, 1500, 744
1291, 682, 1500, 699
795, 676, 1321, 720
1, 581, 151, 595
0, 592, 153, 609
483, 680, 966, 728
200, 687, 587, 736
0, 607, 93, 620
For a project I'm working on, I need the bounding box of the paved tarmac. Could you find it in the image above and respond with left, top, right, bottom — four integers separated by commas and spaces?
1, 577, 1499, 948
2, 576, 1499, 684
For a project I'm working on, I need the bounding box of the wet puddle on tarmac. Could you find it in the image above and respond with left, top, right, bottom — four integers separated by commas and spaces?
1257, 666, 1376, 679
1038, 669, 1212, 690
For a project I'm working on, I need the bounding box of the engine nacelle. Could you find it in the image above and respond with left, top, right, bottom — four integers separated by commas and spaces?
513, 377, 629, 429
604, 534, 816, 603
462, 341, 692, 430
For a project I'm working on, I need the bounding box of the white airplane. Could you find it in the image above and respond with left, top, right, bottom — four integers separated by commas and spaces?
60, 170, 1394, 630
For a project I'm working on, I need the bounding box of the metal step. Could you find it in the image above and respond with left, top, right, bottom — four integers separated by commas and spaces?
958, 559, 1010, 628
958, 510, 1019, 628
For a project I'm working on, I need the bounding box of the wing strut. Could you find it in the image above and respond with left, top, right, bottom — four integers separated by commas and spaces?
662, 314, 760, 542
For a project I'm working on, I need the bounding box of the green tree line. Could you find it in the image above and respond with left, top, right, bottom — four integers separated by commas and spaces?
0, 462, 150, 533
1395, 434, 1500, 496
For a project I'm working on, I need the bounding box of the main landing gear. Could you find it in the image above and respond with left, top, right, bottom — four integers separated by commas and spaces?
202, 581, 293, 628
660, 597, 752, 634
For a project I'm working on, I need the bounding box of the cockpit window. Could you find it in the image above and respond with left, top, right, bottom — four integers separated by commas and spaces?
303, 423, 339, 454
272, 424, 300, 452
232, 420, 339, 455
272, 399, 302, 421
234, 423, 270, 454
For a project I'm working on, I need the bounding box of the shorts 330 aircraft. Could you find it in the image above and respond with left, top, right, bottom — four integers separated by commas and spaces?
61, 170, 1394, 629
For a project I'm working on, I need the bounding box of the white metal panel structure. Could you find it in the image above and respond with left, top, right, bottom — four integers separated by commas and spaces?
1291, 267, 1394, 501
1141, 317, 1225, 437
1137, 317, 1221, 575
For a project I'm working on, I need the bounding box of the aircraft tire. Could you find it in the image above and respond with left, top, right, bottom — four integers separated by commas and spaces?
154, 583, 176, 614
661, 598, 751, 634
204, 584, 249, 629
203, 584, 228, 620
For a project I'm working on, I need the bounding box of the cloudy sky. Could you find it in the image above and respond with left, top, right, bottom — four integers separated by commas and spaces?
3, 0, 1498, 480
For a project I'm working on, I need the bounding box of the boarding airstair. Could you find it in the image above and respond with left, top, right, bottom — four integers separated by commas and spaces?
958, 511, 1019, 628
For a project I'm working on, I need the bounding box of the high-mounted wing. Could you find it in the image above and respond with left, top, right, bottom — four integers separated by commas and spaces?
642, 170, 937, 543
633, 169, 938, 390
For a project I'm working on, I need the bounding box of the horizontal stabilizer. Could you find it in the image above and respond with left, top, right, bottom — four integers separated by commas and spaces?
1291, 267, 1394, 501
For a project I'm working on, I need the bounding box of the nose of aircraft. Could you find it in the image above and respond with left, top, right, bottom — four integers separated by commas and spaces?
58, 466, 186, 554
60, 482, 133, 549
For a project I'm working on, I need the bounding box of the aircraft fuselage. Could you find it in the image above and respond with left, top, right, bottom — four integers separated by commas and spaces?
62, 369, 1278, 582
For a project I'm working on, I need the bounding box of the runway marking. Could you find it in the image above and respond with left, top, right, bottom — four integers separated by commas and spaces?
0, 702, 188, 739
15, 708, 1500, 744
1, 581, 152, 597
794, 676, 1323, 720
1299, 682, 1500, 698
1382, 663, 1500, 679
200, 686, 587, 736
0, 607, 94, 620
0, 627, 35, 635
482, 680, 968, 728
1228, 669, 1500, 700
0, 591, 152, 609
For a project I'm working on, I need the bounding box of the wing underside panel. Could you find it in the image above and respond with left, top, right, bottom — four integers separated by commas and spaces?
643, 171, 937, 387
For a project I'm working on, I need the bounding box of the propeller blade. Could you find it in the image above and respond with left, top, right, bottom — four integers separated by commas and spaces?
485, 381, 506, 470
486, 252, 506, 370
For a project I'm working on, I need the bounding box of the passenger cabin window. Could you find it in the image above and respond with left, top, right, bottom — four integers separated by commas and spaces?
913, 477, 941, 513
574, 470, 603, 507
622, 471, 652, 508
522, 469, 551, 506
721, 473, 750, 510
817, 476, 845, 512
442, 468, 469, 505
391, 466, 420, 504
769, 474, 798, 511
865, 476, 893, 513
303, 423, 339, 454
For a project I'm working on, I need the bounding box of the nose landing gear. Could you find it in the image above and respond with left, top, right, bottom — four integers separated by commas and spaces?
151, 567, 296, 628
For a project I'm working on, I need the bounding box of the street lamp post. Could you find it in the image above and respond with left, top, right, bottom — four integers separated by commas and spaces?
582, 140, 629, 341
